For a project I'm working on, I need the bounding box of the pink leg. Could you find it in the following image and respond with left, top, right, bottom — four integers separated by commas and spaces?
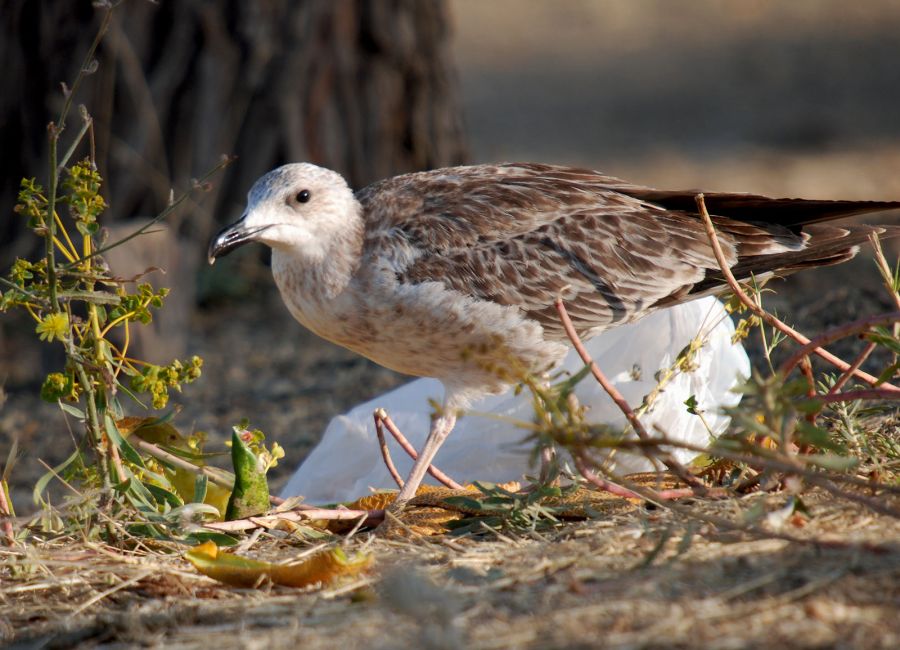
391, 411, 457, 507
538, 444, 557, 484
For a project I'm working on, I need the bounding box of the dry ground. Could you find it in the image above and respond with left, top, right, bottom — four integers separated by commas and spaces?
3, 490, 899, 649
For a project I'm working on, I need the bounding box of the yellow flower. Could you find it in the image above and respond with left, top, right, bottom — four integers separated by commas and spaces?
35, 312, 69, 342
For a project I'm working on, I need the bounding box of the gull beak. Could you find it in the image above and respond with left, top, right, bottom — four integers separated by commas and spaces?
207, 215, 269, 265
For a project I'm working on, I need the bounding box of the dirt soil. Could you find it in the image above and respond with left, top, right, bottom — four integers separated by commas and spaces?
3, 490, 900, 650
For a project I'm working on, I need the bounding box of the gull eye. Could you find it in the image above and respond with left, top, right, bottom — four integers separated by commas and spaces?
296, 190, 311, 204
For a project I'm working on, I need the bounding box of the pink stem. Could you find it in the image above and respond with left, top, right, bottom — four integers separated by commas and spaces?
695, 193, 897, 390
555, 298, 708, 493
779, 312, 900, 378
828, 342, 877, 396
573, 453, 706, 501
813, 388, 900, 404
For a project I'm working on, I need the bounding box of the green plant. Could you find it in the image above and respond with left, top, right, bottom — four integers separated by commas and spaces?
0, 7, 282, 542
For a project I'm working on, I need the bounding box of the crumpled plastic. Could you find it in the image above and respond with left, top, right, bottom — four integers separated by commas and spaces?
281, 296, 751, 503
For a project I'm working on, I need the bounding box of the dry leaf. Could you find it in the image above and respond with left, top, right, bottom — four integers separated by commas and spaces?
185, 541, 372, 588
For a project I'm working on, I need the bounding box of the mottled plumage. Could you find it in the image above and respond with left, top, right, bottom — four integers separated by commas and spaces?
209, 161, 900, 506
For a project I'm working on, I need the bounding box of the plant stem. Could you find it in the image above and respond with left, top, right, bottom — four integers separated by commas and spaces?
129, 438, 234, 491
695, 193, 895, 389
72, 356, 111, 494
555, 297, 708, 493
779, 312, 900, 377
45, 127, 61, 312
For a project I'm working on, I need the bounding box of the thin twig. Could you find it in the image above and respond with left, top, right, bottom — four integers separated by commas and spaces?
811, 389, 900, 404
630, 429, 900, 497
375, 408, 463, 490
554, 297, 708, 493
695, 193, 894, 389
130, 438, 233, 491
798, 357, 818, 448
373, 410, 404, 488
68, 570, 153, 618
573, 453, 710, 501
828, 342, 877, 396
65, 155, 234, 267
779, 312, 900, 378
805, 475, 900, 520
202, 507, 383, 532
610, 471, 895, 554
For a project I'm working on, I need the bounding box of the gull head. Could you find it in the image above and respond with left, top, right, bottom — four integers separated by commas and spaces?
208, 163, 358, 264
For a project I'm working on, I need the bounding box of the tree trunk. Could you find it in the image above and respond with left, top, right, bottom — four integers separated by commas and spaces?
1, 0, 468, 268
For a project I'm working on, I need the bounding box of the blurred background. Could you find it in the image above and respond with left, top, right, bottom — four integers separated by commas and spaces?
3, 0, 900, 503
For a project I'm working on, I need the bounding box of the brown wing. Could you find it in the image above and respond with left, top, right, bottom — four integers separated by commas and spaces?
356, 163, 900, 340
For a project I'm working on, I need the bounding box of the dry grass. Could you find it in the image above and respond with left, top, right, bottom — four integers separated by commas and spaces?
2, 487, 898, 649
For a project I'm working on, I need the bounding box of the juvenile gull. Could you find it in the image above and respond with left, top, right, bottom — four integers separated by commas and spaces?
208, 162, 900, 506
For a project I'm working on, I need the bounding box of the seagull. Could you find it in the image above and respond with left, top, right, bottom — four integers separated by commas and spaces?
208, 162, 899, 507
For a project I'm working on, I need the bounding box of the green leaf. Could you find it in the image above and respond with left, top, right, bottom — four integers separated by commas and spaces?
57, 401, 84, 420
144, 482, 184, 509
684, 394, 699, 415
795, 419, 846, 453
795, 399, 824, 415
804, 454, 859, 472
104, 414, 145, 468
193, 474, 208, 504
57, 290, 121, 305
224, 430, 270, 520
116, 475, 160, 514
442, 496, 487, 512
184, 531, 239, 547
875, 362, 900, 387
866, 328, 900, 355
33, 449, 81, 504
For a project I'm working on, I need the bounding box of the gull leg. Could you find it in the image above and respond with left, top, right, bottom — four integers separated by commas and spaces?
391, 411, 458, 507
538, 444, 558, 485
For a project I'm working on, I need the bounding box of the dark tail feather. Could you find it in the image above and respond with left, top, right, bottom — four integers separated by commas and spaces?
689, 225, 900, 297
617, 187, 900, 228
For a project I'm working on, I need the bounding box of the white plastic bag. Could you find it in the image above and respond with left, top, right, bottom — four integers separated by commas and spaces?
281, 296, 750, 503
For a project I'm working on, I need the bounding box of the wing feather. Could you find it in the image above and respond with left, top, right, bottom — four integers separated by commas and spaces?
355, 163, 899, 340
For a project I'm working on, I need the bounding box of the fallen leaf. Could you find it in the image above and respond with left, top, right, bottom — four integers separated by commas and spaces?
185, 541, 372, 588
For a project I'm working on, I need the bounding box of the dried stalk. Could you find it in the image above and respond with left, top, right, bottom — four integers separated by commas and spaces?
0, 485, 15, 545
629, 429, 900, 498
203, 507, 383, 532
828, 342, 877, 395
870, 233, 900, 312
130, 438, 233, 491
695, 193, 893, 389
812, 389, 900, 404
779, 312, 900, 378
610, 470, 895, 554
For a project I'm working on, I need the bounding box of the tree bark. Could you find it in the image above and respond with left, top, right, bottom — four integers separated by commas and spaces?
1, 0, 468, 268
